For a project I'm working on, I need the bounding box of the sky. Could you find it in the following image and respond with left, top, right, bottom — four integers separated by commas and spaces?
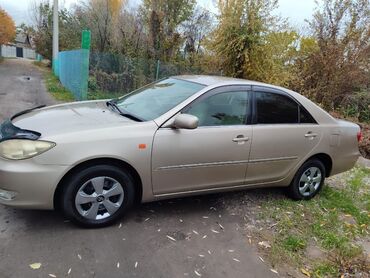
0, 0, 319, 28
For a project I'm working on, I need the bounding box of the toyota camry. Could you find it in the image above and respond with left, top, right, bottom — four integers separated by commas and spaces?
0, 76, 362, 227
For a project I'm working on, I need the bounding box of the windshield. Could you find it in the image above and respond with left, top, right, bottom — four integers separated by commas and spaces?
115, 78, 205, 121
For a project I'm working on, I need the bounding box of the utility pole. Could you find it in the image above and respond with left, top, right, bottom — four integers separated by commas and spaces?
52, 0, 59, 76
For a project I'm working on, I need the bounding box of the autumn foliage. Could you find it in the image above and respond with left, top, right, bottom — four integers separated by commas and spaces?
0, 7, 16, 45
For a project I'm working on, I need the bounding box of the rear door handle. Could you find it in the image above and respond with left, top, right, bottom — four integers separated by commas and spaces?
232, 135, 249, 142
305, 132, 318, 138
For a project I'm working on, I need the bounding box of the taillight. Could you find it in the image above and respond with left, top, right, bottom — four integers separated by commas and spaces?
357, 131, 362, 142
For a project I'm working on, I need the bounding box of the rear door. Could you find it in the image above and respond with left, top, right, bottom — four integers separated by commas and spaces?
152, 86, 252, 195
246, 86, 321, 184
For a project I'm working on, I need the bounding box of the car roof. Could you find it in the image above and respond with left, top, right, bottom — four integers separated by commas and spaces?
173, 75, 271, 87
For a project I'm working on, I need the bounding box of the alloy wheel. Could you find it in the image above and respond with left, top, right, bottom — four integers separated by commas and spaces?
74, 176, 124, 220
298, 167, 322, 197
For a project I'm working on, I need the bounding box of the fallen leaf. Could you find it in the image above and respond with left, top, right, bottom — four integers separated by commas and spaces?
166, 235, 176, 242
258, 241, 271, 248
301, 268, 311, 277
29, 263, 42, 270
270, 269, 278, 274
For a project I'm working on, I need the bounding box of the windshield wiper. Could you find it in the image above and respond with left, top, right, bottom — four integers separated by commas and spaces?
106, 100, 143, 122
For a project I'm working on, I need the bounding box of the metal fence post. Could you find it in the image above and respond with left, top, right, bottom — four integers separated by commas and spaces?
80, 30, 91, 100
155, 60, 160, 80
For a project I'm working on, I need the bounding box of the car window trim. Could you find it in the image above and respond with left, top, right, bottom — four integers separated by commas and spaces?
179, 85, 253, 127
251, 86, 317, 125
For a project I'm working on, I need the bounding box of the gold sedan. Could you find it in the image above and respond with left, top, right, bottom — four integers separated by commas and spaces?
0, 76, 361, 227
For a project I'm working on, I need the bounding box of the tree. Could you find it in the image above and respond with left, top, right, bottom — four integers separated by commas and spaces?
141, 0, 196, 61
82, 0, 125, 53
0, 7, 16, 45
210, 0, 288, 81
31, 2, 82, 60
293, 0, 370, 110
183, 7, 214, 57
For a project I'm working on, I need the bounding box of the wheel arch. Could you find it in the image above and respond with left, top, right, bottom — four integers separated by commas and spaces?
53, 157, 143, 210
306, 153, 333, 177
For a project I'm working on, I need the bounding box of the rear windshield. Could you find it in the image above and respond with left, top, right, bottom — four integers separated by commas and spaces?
115, 78, 205, 121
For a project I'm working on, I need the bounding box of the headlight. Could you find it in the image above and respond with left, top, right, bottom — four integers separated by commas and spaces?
0, 139, 56, 160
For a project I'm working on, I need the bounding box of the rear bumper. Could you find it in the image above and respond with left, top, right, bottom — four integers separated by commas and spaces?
330, 151, 360, 176
0, 158, 67, 209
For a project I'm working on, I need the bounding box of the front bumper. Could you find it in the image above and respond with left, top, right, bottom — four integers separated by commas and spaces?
0, 158, 68, 209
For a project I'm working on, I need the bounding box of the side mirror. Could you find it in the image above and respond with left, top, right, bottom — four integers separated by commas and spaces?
172, 114, 199, 129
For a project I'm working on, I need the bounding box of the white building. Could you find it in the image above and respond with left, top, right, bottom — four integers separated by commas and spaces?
0, 34, 36, 59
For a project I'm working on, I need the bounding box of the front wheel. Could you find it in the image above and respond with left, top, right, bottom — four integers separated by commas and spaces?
61, 165, 135, 228
287, 159, 326, 200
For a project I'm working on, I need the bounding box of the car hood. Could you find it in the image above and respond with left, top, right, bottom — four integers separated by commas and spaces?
11, 101, 139, 137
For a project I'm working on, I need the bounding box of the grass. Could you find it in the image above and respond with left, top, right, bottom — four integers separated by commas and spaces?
33, 61, 121, 102
33, 61, 75, 102
257, 167, 370, 277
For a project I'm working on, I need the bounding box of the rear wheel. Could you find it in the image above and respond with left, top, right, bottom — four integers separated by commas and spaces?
61, 165, 135, 228
287, 159, 326, 200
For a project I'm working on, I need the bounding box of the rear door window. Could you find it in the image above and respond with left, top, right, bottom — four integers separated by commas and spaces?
255, 92, 299, 124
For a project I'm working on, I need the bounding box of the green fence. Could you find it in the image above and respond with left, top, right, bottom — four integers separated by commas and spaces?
58, 49, 89, 100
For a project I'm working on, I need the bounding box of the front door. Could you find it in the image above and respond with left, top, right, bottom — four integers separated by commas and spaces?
152, 87, 252, 195
16, 47, 23, 58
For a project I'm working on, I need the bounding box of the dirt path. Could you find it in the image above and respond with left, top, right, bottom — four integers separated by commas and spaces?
0, 59, 275, 278
0, 59, 56, 121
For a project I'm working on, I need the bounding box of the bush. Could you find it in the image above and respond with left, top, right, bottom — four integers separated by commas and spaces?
339, 91, 370, 123
88, 76, 98, 92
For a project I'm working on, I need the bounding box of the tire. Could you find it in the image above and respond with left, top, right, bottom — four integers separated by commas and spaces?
61, 164, 135, 228
287, 159, 326, 200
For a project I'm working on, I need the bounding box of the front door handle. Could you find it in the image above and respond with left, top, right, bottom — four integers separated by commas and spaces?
232, 135, 249, 142
304, 132, 318, 138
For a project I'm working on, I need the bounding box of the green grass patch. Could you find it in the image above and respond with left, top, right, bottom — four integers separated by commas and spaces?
282, 235, 307, 252
312, 262, 339, 277
257, 167, 370, 276
44, 71, 75, 102
33, 62, 75, 102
